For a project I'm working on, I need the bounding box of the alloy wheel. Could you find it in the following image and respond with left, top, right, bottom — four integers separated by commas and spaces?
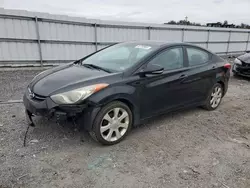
210, 86, 222, 108
100, 107, 129, 142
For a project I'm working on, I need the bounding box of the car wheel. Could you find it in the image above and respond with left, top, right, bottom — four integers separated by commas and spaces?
203, 83, 223, 111
89, 101, 132, 145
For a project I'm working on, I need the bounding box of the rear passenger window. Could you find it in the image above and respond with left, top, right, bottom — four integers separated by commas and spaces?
187, 47, 210, 66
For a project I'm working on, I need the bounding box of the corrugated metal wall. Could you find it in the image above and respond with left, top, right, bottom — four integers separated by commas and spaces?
0, 8, 250, 67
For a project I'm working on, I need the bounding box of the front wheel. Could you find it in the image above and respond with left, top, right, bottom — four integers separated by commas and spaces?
203, 83, 223, 111
89, 101, 133, 145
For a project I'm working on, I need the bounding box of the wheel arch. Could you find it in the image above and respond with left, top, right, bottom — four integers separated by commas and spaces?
217, 80, 225, 96
99, 95, 140, 127
82, 93, 140, 131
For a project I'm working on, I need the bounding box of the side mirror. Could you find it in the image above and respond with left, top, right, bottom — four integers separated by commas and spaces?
140, 64, 164, 75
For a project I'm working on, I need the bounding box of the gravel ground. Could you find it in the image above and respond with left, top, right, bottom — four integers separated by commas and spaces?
0, 65, 250, 188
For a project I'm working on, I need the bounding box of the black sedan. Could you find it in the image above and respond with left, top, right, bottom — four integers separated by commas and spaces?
233, 52, 250, 77
23, 41, 231, 145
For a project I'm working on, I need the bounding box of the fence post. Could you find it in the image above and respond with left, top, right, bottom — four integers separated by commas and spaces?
181, 28, 185, 42
245, 32, 250, 52
35, 16, 43, 66
94, 23, 98, 51
226, 30, 231, 55
148, 27, 151, 40
206, 30, 210, 49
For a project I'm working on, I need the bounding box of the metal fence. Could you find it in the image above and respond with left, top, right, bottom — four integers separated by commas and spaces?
0, 8, 250, 67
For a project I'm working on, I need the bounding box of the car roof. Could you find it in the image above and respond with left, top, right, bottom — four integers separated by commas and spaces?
123, 40, 167, 46
120, 41, 215, 55
122, 40, 202, 48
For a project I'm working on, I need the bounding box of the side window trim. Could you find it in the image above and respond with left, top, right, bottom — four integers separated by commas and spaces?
146, 46, 185, 72
184, 46, 212, 67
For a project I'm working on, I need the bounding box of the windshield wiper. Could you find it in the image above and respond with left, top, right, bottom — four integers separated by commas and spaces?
82, 64, 112, 73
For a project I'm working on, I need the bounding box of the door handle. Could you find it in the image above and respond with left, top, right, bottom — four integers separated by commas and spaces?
134, 81, 142, 85
179, 74, 187, 79
212, 65, 217, 69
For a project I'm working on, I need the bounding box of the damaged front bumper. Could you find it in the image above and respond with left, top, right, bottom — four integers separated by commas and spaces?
233, 63, 250, 77
25, 110, 35, 127
23, 90, 97, 130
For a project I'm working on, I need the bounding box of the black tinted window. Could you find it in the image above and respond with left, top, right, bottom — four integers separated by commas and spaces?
187, 47, 209, 66
149, 47, 184, 70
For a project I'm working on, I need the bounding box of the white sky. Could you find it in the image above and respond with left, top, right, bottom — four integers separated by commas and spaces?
1, 0, 250, 25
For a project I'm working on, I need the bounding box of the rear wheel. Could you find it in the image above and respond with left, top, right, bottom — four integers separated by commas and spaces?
203, 83, 223, 111
89, 101, 132, 145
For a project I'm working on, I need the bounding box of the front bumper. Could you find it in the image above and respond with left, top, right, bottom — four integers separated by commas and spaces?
233, 63, 250, 77
23, 90, 101, 130
23, 91, 87, 117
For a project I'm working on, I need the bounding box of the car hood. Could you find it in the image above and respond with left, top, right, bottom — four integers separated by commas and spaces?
238, 53, 250, 64
30, 63, 114, 96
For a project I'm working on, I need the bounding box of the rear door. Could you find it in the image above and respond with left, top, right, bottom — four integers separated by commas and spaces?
183, 46, 216, 103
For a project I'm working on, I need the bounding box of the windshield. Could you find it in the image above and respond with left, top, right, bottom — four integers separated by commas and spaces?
82, 43, 158, 72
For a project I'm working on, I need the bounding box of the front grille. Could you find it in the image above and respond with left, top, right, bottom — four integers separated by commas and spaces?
33, 93, 46, 101
27, 87, 46, 101
242, 62, 250, 68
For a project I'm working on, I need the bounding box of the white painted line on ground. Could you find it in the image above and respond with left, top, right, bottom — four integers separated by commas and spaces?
0, 99, 23, 104
0, 67, 50, 71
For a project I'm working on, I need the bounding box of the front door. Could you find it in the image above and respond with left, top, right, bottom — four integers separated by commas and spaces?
139, 46, 191, 119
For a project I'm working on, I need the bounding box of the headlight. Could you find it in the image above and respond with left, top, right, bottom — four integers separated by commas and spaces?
234, 58, 242, 65
50, 83, 109, 104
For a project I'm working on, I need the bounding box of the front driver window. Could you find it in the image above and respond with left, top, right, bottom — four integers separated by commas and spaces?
148, 47, 184, 70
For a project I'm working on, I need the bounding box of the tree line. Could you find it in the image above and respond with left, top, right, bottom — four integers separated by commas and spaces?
165, 20, 250, 29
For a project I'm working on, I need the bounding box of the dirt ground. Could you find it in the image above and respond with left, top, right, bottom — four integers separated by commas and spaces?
0, 65, 250, 188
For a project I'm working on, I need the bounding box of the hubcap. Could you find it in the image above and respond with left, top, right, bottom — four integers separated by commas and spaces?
210, 86, 222, 108
100, 108, 129, 142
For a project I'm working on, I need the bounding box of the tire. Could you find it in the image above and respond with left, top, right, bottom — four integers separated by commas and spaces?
89, 101, 133, 145
203, 83, 223, 111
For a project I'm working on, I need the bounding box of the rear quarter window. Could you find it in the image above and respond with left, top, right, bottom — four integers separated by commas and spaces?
186, 47, 210, 66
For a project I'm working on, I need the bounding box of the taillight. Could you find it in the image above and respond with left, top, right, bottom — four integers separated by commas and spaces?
224, 63, 231, 69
